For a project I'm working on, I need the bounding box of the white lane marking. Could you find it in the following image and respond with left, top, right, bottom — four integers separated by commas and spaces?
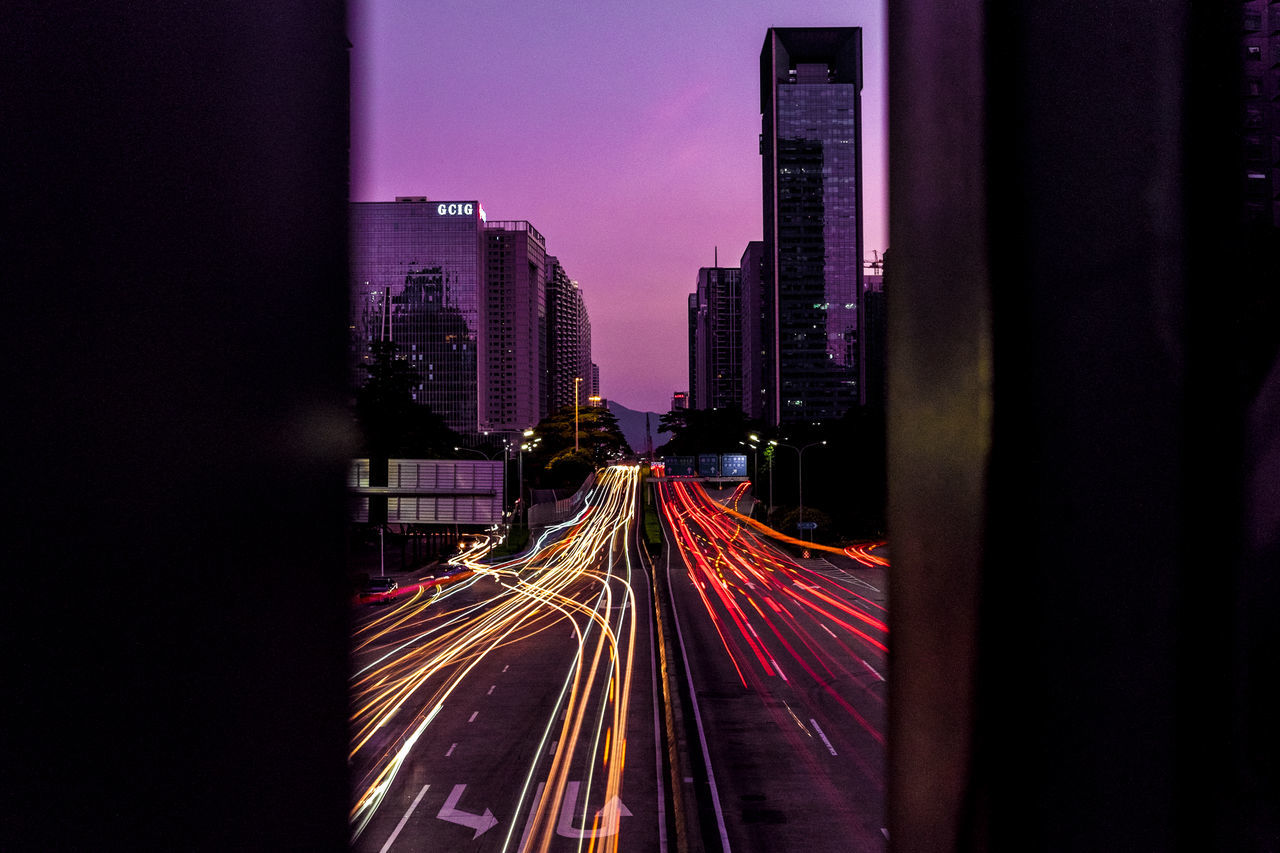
502, 665, 509, 672
550, 740, 558, 755
468, 711, 478, 723
819, 622, 838, 639
770, 657, 789, 682
882, 828, 890, 839
810, 718, 838, 755
487, 685, 496, 695
380, 783, 429, 853
859, 657, 885, 681
849, 576, 881, 593
446, 742, 457, 757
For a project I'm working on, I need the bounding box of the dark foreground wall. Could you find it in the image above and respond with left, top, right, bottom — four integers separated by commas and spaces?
887, 2, 1280, 851
7, 3, 1278, 851
3, 4, 352, 850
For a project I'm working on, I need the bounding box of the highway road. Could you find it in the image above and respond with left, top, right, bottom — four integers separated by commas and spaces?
349, 466, 665, 853
657, 479, 889, 852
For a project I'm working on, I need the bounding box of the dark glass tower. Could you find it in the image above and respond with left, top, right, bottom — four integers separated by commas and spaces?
761, 27, 864, 425
690, 265, 744, 412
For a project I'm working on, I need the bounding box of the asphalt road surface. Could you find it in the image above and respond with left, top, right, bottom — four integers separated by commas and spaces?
657, 479, 889, 852
349, 466, 665, 853
347, 468, 888, 852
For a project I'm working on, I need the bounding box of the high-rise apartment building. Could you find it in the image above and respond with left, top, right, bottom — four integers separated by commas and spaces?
689, 265, 744, 411
546, 257, 593, 414
349, 199, 486, 435
482, 220, 547, 433
761, 27, 864, 424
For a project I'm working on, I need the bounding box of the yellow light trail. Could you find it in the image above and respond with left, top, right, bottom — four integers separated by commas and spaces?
349, 466, 643, 853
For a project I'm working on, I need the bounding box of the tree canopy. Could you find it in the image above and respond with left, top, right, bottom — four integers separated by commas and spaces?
523, 404, 632, 490
655, 407, 759, 456
354, 340, 464, 459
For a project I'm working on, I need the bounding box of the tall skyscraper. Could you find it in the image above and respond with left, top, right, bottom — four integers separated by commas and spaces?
687, 292, 700, 408
689, 265, 744, 411
760, 27, 864, 425
349, 199, 486, 435
482, 220, 547, 433
739, 240, 766, 419
546, 257, 593, 414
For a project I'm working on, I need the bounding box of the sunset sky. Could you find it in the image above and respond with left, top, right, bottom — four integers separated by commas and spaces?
349, 0, 887, 414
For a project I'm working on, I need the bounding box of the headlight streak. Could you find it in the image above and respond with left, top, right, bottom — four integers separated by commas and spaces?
500, 466, 637, 853
350, 466, 644, 852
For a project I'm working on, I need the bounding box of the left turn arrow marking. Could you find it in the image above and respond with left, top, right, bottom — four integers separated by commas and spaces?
437, 784, 499, 839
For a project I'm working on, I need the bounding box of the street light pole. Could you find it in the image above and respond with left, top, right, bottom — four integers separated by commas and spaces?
740, 437, 760, 515
771, 439, 827, 541
574, 377, 582, 451
518, 429, 535, 530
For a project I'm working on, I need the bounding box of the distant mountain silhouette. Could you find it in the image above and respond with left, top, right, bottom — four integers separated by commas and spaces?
607, 400, 671, 457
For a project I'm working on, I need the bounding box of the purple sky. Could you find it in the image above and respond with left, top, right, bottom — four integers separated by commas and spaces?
349, 0, 887, 415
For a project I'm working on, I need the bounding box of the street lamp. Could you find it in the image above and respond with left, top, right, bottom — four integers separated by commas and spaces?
574, 377, 582, 451
772, 439, 827, 541
738, 440, 758, 480
458, 443, 509, 537
517, 430, 538, 529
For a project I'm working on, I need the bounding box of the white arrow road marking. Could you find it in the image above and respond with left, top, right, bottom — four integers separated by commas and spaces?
556, 781, 633, 839
436, 784, 499, 839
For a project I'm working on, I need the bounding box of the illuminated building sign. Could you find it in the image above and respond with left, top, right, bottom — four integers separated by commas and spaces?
437, 203, 474, 216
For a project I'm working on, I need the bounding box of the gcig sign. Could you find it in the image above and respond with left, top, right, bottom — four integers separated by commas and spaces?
437, 203, 474, 216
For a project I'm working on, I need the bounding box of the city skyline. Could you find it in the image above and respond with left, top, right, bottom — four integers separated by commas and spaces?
349, 0, 887, 415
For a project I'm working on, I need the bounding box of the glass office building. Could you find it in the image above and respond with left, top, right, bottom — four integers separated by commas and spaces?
690, 266, 744, 412
761, 28, 864, 424
349, 199, 486, 435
